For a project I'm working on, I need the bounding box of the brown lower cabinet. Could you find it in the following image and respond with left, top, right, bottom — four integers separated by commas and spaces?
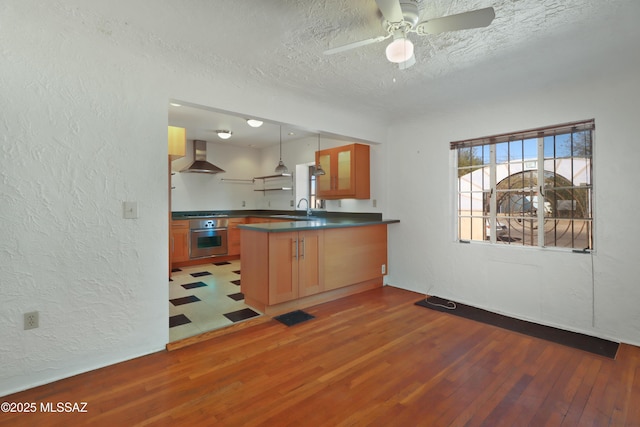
241, 224, 387, 314
226, 218, 246, 256
268, 230, 324, 304
170, 220, 190, 263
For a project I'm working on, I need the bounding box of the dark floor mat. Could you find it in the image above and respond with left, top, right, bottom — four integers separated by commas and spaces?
213, 261, 231, 266
416, 296, 619, 359
230, 279, 241, 286
274, 310, 315, 327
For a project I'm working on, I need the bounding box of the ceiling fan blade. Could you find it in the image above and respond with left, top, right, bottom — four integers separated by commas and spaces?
375, 0, 404, 22
398, 54, 416, 70
323, 35, 390, 55
415, 7, 495, 35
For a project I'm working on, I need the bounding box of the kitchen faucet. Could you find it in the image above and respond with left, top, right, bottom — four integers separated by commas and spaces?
297, 198, 311, 216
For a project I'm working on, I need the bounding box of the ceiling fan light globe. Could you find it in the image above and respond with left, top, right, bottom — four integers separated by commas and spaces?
385, 38, 414, 63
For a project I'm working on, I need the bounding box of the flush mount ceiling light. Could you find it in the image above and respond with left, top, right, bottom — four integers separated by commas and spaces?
246, 119, 263, 128
385, 36, 414, 63
216, 130, 232, 140
274, 126, 288, 174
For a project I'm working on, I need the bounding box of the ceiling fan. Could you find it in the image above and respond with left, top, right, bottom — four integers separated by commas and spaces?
324, 0, 495, 69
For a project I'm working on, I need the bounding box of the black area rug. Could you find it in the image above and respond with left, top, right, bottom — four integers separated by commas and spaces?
416, 296, 619, 359
274, 310, 315, 327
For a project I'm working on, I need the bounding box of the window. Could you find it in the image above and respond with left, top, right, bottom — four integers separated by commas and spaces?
309, 165, 325, 210
452, 120, 594, 250
294, 163, 325, 210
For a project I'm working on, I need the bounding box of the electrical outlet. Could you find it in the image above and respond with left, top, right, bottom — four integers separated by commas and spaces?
381, 264, 386, 274
24, 311, 39, 330
338, 200, 342, 208
242, 200, 246, 207
290, 200, 294, 207
372, 199, 377, 208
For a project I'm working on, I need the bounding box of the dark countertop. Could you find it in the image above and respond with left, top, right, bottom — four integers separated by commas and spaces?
172, 209, 399, 232
238, 218, 400, 233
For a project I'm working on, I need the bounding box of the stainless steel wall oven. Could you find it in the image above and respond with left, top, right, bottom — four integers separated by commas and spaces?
189, 219, 228, 258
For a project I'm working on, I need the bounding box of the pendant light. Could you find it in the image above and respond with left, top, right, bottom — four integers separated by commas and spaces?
313, 134, 325, 176
274, 126, 288, 174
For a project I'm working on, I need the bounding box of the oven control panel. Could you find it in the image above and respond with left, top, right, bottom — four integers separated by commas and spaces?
189, 219, 229, 230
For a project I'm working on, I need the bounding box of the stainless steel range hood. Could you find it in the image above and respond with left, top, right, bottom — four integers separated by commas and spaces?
180, 140, 225, 174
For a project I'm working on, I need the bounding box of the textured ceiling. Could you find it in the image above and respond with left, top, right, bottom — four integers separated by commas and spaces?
50, 0, 640, 145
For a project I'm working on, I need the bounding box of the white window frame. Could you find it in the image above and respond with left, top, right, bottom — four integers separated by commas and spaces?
452, 119, 594, 251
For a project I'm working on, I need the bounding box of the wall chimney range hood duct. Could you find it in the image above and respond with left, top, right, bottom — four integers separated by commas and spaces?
180, 140, 225, 174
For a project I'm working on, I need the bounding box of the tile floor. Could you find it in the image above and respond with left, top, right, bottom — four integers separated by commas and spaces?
169, 259, 262, 342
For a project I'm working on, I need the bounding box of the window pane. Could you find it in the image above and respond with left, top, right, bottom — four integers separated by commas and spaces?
555, 134, 572, 158
496, 142, 508, 164
544, 219, 592, 249
523, 138, 537, 161
543, 136, 555, 159
545, 160, 573, 188
471, 147, 483, 166
509, 140, 523, 161
572, 130, 592, 158
572, 158, 591, 186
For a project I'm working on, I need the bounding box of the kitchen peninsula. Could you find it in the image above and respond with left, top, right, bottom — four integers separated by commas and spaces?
238, 214, 399, 315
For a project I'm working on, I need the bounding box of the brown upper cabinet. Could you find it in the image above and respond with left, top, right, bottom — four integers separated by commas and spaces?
315, 143, 370, 200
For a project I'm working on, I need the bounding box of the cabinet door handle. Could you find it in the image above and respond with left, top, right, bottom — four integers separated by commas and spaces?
293, 239, 298, 260
300, 238, 305, 259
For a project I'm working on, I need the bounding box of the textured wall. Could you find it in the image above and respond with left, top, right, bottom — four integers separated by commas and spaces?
386, 71, 640, 345
0, 1, 386, 396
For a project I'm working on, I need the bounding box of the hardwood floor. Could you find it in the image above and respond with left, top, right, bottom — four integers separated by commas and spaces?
3, 286, 640, 426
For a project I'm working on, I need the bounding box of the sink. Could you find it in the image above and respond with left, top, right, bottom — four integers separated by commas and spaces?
271, 214, 321, 220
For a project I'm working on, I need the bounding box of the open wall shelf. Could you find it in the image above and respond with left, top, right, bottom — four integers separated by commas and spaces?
253, 173, 294, 194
